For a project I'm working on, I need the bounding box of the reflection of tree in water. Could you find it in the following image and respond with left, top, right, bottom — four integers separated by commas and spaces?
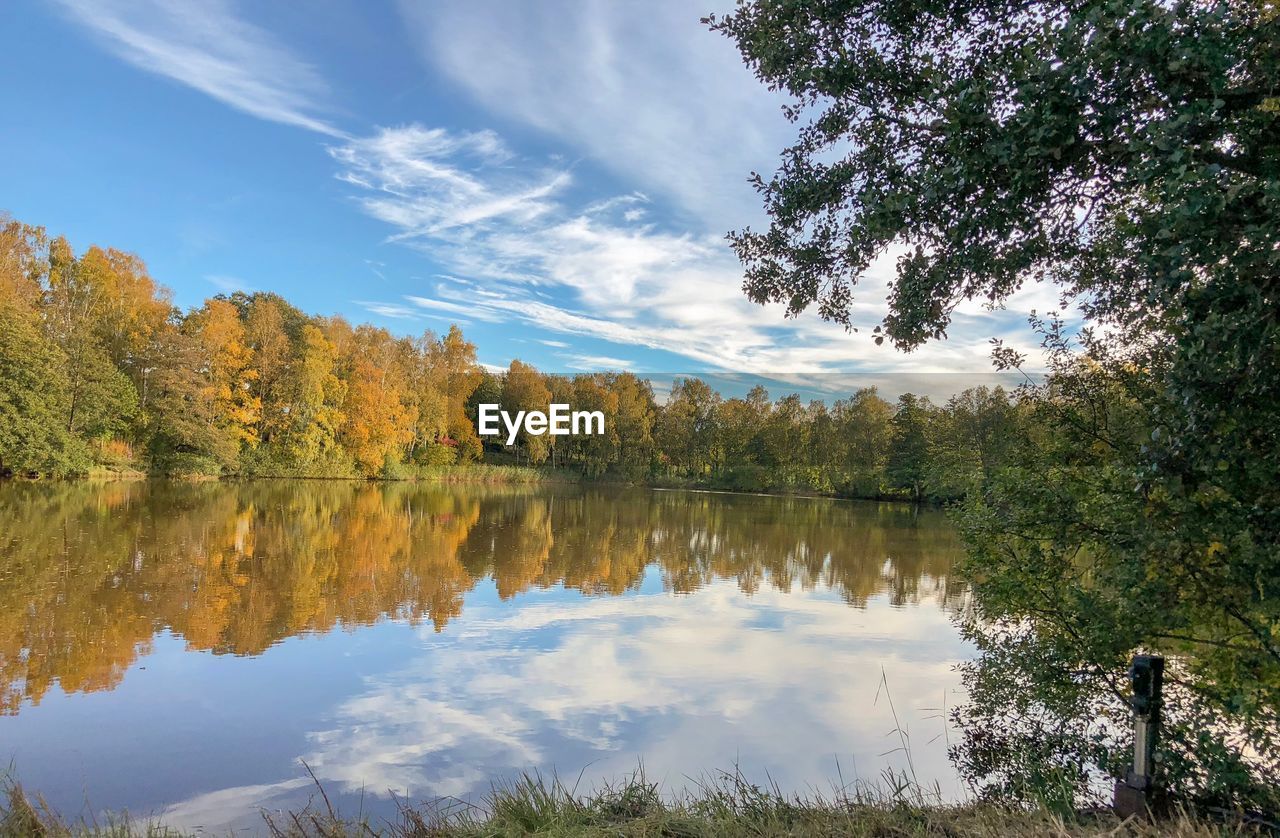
646, 492, 964, 608
0, 482, 964, 713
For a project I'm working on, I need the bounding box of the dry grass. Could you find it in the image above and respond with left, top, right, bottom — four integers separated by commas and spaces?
3, 770, 1268, 838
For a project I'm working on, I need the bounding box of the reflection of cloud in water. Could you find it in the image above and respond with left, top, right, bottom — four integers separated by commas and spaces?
0, 482, 969, 833
308, 692, 543, 799
162, 777, 312, 831
302, 580, 970, 805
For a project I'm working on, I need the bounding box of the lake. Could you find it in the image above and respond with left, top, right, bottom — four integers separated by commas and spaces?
0, 480, 970, 832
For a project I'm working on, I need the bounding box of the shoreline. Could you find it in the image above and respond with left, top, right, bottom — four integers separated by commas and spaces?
0, 466, 944, 505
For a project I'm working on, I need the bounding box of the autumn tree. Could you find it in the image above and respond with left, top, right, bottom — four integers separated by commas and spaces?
0, 216, 47, 311
244, 295, 294, 445
438, 326, 485, 461
341, 326, 416, 476
280, 324, 346, 468
183, 299, 260, 466
609, 373, 656, 479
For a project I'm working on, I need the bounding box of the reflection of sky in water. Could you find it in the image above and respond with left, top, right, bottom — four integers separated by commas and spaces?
0, 485, 971, 834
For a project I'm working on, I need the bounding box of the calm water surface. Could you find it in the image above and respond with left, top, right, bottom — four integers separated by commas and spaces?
0, 480, 969, 832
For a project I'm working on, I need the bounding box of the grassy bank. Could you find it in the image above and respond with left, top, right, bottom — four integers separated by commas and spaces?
1, 462, 578, 485
3, 772, 1265, 837
643, 473, 932, 503
405, 463, 575, 485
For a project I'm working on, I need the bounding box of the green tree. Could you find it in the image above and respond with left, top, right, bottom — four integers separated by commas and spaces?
710, 0, 1280, 809
715, 386, 769, 489
927, 386, 1015, 499
567, 374, 619, 476
145, 320, 236, 472
0, 302, 84, 475
833, 387, 893, 497
467, 368, 504, 461
886, 394, 933, 501
655, 378, 720, 478
760, 393, 809, 488
42, 239, 141, 442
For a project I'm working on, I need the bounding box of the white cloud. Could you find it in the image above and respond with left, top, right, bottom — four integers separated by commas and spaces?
54, 0, 344, 137
378, 2, 1073, 375
559, 354, 636, 372
395, 0, 792, 226
162, 777, 311, 834
356, 300, 419, 320
330, 125, 569, 237
406, 294, 506, 323
206, 274, 254, 293
328, 114, 1060, 377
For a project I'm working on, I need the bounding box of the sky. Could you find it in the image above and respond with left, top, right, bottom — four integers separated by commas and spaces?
0, 0, 1065, 381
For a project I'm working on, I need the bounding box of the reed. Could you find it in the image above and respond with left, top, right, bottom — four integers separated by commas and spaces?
2, 769, 1262, 837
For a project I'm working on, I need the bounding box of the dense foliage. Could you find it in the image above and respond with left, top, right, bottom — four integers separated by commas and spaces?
1, 212, 1014, 497
710, 0, 1279, 814
0, 216, 486, 478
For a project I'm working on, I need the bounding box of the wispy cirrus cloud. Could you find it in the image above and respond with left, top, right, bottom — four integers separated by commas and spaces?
354, 300, 418, 320
394, 0, 791, 226
559, 354, 637, 372
53, 0, 344, 137
329, 125, 570, 237
405, 294, 507, 323
330, 123, 1058, 375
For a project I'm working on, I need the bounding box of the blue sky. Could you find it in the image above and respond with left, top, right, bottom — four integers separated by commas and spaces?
1, 0, 1062, 379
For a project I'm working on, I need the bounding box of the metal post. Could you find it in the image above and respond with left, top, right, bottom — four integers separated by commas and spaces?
1113, 654, 1164, 818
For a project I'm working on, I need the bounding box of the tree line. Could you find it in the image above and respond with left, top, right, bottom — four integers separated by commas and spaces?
1, 213, 1018, 498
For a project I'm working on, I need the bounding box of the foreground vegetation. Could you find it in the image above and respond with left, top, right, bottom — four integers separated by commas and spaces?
3, 771, 1269, 837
